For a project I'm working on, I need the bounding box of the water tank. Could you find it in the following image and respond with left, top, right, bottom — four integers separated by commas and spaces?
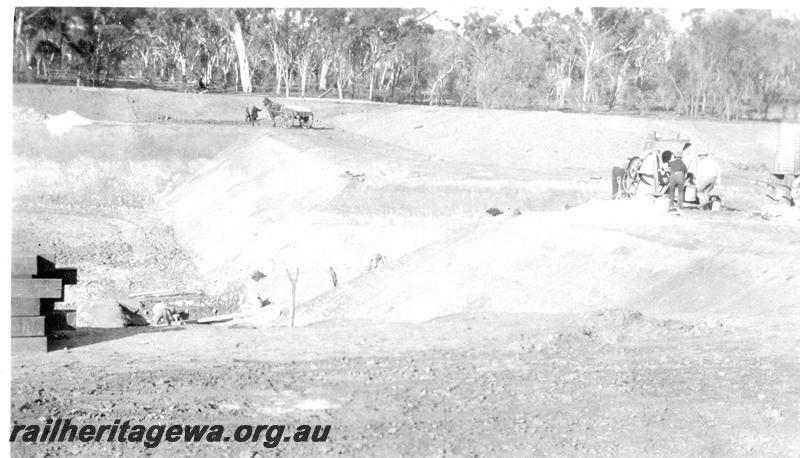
684, 184, 697, 203
775, 122, 800, 175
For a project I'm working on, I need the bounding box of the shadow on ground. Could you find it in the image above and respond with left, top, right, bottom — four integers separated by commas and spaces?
48, 325, 187, 351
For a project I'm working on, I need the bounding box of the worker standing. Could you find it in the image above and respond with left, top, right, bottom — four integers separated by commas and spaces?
665, 150, 688, 215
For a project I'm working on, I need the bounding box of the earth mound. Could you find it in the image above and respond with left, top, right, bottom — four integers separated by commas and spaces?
245, 198, 800, 326
42, 110, 92, 135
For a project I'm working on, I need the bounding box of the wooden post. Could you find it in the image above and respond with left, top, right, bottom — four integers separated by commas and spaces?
286, 268, 300, 328
653, 150, 660, 196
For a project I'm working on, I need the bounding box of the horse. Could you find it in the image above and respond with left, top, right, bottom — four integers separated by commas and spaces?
262, 97, 284, 126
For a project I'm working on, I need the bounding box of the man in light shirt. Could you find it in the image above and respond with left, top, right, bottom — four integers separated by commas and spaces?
684, 143, 723, 209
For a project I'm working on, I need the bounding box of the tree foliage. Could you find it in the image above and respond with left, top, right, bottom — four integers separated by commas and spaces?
12, 7, 800, 119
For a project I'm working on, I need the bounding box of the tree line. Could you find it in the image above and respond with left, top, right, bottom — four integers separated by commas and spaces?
13, 7, 800, 120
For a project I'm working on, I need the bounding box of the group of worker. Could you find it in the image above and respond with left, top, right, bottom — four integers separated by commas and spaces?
662, 141, 723, 215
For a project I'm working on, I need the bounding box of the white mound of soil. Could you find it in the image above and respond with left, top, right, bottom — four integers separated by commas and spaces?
164, 135, 351, 297
43, 110, 92, 136
77, 299, 148, 328
243, 198, 800, 326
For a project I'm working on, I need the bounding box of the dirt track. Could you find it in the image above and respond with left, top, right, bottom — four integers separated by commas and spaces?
10, 84, 800, 456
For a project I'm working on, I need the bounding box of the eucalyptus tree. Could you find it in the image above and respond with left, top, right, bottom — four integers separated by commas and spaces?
209, 8, 256, 92
524, 9, 582, 108
591, 7, 672, 111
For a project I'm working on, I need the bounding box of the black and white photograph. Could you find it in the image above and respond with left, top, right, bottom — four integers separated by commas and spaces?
6, 2, 800, 456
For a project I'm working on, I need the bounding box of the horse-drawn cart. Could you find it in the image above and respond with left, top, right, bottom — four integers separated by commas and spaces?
262, 97, 314, 129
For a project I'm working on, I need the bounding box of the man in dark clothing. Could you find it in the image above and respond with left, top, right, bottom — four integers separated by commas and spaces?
664, 150, 688, 215
250, 105, 261, 125
245, 105, 261, 126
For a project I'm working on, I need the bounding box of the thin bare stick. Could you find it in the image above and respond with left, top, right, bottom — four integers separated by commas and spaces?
286, 268, 300, 328
329, 266, 338, 288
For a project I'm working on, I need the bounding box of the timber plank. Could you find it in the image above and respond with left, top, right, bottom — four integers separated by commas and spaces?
11, 298, 42, 316
11, 254, 56, 278
11, 257, 37, 278
11, 316, 45, 337
10, 336, 48, 354
11, 278, 63, 299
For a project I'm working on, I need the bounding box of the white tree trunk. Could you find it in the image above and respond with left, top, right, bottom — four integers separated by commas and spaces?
275, 64, 282, 94
580, 39, 595, 105
583, 64, 592, 104
380, 63, 390, 90
319, 58, 330, 90
15, 13, 25, 71
138, 50, 149, 78
369, 68, 375, 101
231, 21, 251, 93
24, 40, 33, 71
299, 60, 309, 98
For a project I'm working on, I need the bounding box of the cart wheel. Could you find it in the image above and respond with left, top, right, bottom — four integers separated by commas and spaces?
282, 114, 293, 128
622, 173, 639, 197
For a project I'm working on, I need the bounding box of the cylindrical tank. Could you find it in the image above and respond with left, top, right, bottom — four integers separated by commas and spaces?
710, 195, 723, 211
775, 122, 800, 175
684, 184, 697, 203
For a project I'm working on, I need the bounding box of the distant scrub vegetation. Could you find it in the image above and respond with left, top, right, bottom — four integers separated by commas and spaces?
13, 7, 800, 120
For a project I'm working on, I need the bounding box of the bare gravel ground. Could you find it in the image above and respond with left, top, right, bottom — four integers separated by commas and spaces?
10, 312, 800, 457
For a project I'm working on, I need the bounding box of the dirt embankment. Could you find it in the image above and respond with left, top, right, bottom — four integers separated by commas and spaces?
161, 123, 603, 307
12, 85, 273, 322
12, 84, 795, 326
245, 198, 800, 327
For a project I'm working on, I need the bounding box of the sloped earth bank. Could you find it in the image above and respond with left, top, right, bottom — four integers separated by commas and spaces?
163, 129, 601, 306
162, 97, 783, 310
10, 84, 800, 456
256, 198, 800, 326
12, 115, 266, 321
